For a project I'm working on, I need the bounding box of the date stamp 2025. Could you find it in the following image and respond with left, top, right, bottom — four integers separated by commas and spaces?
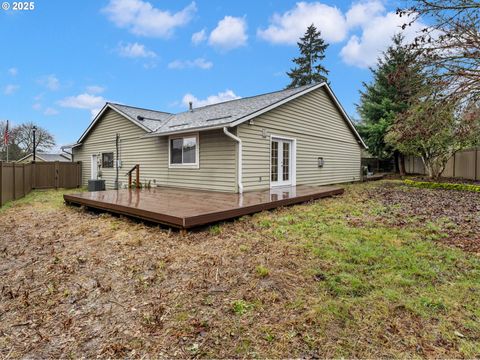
2, 2, 35, 11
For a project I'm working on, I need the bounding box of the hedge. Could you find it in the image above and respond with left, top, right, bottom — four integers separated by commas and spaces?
404, 179, 480, 192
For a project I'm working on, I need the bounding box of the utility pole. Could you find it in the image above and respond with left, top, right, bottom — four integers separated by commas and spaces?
32, 125, 37, 161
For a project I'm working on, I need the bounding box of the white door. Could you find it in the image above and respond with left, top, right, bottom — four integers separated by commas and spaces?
271, 138, 292, 187
91, 155, 98, 180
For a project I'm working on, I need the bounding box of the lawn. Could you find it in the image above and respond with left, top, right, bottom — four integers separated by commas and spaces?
0, 181, 479, 358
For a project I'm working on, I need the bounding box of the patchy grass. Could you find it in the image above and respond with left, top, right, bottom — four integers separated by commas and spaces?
0, 182, 479, 358
0, 187, 85, 212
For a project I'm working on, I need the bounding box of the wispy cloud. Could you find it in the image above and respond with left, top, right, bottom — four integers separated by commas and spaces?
38, 74, 61, 91
86, 85, 105, 94
44, 107, 59, 116
191, 29, 207, 45
3, 84, 19, 95
102, 0, 196, 38
8, 67, 18, 76
182, 89, 240, 108
168, 58, 213, 70
117, 42, 157, 58
58, 93, 107, 117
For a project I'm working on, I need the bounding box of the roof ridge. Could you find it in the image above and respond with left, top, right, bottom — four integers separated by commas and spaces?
179, 83, 318, 113
108, 102, 173, 115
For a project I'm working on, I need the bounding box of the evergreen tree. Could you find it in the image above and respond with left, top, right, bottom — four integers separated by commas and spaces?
286, 24, 329, 88
356, 34, 425, 173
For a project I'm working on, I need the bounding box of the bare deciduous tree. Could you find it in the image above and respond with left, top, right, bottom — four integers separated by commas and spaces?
398, 0, 480, 102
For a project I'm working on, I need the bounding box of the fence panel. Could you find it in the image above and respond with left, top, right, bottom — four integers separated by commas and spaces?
1, 163, 14, 206
0, 161, 81, 207
405, 148, 479, 181
58, 162, 82, 188
32, 162, 56, 189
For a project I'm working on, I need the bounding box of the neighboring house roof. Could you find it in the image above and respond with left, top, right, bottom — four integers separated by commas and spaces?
18, 152, 71, 162
75, 83, 366, 148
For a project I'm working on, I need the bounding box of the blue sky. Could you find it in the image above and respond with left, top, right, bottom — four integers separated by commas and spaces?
0, 0, 421, 148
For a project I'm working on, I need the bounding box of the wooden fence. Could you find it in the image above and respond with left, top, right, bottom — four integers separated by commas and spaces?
0, 161, 82, 206
405, 148, 480, 180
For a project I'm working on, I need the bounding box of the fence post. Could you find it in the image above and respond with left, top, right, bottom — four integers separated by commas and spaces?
22, 163, 26, 197
31, 161, 35, 189
12, 162, 16, 200
77, 161, 82, 188
54, 161, 59, 189
453, 152, 456, 178
475, 148, 478, 181
0, 161, 3, 206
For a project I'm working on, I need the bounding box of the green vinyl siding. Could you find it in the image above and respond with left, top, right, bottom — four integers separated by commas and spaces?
237, 86, 362, 191
73, 108, 237, 192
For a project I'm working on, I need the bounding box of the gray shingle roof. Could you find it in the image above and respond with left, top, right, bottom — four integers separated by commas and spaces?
152, 84, 317, 135
77, 82, 365, 148
108, 103, 172, 132
41, 153, 71, 161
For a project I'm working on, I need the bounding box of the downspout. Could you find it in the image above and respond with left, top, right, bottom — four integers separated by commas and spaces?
223, 127, 243, 194
115, 133, 120, 190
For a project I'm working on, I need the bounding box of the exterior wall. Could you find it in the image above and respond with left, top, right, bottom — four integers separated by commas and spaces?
237, 87, 362, 191
73, 108, 237, 192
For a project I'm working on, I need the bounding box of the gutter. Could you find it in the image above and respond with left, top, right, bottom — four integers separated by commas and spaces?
223, 127, 243, 194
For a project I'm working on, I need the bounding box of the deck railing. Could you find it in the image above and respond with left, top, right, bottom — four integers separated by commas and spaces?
126, 164, 140, 189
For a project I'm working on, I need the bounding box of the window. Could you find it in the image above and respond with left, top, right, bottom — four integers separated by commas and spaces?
169, 134, 198, 167
102, 152, 114, 168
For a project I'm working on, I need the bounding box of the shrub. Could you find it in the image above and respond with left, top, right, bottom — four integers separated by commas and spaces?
404, 179, 480, 192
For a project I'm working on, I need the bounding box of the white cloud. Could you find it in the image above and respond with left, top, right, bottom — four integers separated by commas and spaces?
182, 89, 241, 108
340, 11, 426, 68
32, 103, 42, 111
346, 0, 385, 28
38, 74, 61, 91
209, 16, 248, 51
258, 2, 347, 44
118, 42, 157, 58
86, 85, 105, 94
102, 0, 196, 38
168, 58, 213, 70
191, 29, 207, 45
44, 107, 59, 116
8, 67, 18, 76
3, 84, 19, 95
58, 93, 107, 117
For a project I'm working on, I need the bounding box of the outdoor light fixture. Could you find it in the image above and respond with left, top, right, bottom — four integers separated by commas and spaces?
262, 128, 267, 138
318, 157, 324, 168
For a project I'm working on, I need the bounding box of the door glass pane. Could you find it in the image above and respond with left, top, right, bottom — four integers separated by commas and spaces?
283, 142, 290, 181
171, 138, 183, 164
271, 141, 278, 182
182, 137, 197, 164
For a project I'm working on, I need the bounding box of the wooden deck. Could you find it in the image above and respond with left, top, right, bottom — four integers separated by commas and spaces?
64, 185, 344, 229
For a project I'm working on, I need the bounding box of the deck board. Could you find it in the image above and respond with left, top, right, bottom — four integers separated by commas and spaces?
64, 185, 344, 228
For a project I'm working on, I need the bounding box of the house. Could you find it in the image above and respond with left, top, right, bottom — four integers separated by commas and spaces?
71, 83, 367, 193
18, 152, 72, 163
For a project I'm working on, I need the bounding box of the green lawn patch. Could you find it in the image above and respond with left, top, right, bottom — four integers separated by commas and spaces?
404, 178, 480, 192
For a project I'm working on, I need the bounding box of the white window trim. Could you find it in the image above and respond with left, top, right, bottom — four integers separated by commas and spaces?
168, 132, 200, 169
269, 134, 297, 188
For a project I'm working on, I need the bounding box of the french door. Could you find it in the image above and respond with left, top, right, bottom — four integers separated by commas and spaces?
271, 138, 292, 187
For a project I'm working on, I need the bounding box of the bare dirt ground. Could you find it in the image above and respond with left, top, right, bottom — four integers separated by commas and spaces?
0, 182, 479, 358
364, 182, 480, 253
